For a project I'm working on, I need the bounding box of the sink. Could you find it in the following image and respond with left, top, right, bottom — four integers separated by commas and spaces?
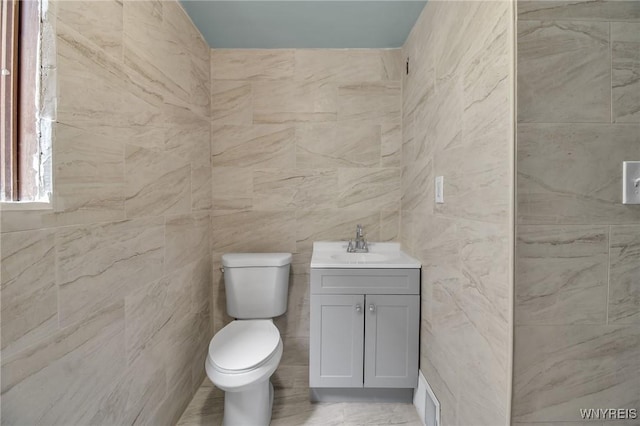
311, 242, 421, 269
330, 252, 398, 263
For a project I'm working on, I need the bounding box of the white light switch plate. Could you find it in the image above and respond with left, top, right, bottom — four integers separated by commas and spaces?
623, 161, 640, 205
435, 176, 444, 204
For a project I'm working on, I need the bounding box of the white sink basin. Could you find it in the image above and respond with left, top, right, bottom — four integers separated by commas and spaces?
311, 242, 421, 269
330, 252, 398, 263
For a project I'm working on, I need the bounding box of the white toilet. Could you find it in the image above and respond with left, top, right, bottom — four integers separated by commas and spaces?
205, 252, 292, 426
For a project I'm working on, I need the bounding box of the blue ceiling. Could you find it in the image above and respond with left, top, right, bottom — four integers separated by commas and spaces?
180, 1, 427, 49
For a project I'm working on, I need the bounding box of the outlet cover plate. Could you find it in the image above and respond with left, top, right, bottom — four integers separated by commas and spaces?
623, 161, 640, 205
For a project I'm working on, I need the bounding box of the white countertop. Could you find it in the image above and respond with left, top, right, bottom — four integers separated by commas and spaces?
310, 241, 421, 269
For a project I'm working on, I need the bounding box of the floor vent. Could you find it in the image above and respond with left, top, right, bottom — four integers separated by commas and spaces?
413, 371, 440, 426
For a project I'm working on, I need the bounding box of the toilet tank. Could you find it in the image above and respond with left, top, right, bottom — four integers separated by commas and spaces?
222, 253, 292, 319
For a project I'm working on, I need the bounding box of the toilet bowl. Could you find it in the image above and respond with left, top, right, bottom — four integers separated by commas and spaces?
206, 320, 283, 426
205, 253, 291, 426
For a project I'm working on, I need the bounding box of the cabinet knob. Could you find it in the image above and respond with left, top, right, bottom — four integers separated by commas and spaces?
369, 304, 375, 313
355, 304, 361, 313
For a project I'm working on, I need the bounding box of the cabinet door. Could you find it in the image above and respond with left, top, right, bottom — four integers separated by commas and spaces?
364, 294, 419, 388
310, 294, 364, 388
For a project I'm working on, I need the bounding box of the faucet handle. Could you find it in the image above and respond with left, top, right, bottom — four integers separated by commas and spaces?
356, 224, 363, 237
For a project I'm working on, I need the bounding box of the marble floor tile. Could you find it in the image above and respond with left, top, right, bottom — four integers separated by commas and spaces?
177, 379, 422, 426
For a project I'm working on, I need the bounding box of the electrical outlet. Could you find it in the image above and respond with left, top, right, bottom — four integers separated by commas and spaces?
435, 176, 444, 204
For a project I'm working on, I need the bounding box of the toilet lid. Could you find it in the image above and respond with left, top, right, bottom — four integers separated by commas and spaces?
209, 320, 280, 372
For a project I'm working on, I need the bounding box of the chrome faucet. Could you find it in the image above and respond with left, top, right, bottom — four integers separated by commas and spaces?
347, 224, 368, 253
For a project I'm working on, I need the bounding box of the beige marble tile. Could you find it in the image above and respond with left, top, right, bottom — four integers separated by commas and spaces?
54, 122, 125, 221
381, 49, 403, 81
434, 142, 510, 224
176, 379, 223, 426
337, 82, 401, 124
401, 159, 432, 214
191, 309, 212, 389
253, 169, 338, 210
608, 225, 640, 324
517, 20, 610, 123
1, 302, 125, 425
457, 219, 511, 368
189, 255, 214, 315
515, 423, 604, 426
211, 210, 296, 253
89, 344, 166, 426
157, 307, 198, 388
124, 276, 174, 366
57, 0, 123, 59
164, 103, 210, 164
211, 167, 253, 210
420, 357, 458, 426
296, 123, 382, 168
294, 49, 392, 82
187, 31, 211, 121
271, 389, 344, 426
295, 209, 380, 253
178, 378, 425, 426
342, 402, 422, 425
124, 144, 191, 218
457, 320, 509, 426
462, 26, 511, 150
421, 284, 466, 413
56, 216, 165, 327
165, 212, 211, 273
516, 225, 609, 325
513, 325, 640, 422
192, 160, 213, 212
148, 368, 194, 426
379, 210, 400, 242
211, 49, 294, 80
253, 80, 338, 123
337, 168, 401, 210
612, 22, 640, 123
211, 124, 296, 168
517, 123, 640, 224
210, 80, 252, 125
159, 1, 196, 98
1, 230, 58, 358
274, 275, 311, 339
381, 122, 402, 167
56, 19, 163, 149
518, 0, 640, 21
123, 1, 188, 102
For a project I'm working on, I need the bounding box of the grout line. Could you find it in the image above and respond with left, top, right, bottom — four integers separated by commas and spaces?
610, 21, 614, 124
606, 225, 611, 325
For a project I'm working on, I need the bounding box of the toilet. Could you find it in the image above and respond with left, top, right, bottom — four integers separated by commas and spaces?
205, 252, 292, 426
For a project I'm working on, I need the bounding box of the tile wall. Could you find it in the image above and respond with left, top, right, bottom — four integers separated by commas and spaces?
0, 1, 212, 424
513, 0, 640, 423
401, 1, 515, 425
209, 48, 403, 391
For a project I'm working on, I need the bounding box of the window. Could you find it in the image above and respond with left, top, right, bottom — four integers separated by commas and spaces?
1, 0, 49, 203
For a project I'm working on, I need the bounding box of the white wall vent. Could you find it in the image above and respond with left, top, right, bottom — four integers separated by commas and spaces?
413, 370, 440, 426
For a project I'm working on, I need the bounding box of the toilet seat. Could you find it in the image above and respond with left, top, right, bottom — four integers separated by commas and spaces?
209, 320, 280, 374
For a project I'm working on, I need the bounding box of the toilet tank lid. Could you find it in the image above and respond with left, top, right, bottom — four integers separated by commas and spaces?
222, 253, 292, 267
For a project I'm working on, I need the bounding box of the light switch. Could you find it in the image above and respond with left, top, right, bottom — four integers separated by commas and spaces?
623, 161, 640, 205
435, 176, 444, 204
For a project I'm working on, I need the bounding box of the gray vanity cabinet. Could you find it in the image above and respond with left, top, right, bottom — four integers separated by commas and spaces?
309, 294, 364, 388
363, 294, 419, 388
309, 268, 420, 391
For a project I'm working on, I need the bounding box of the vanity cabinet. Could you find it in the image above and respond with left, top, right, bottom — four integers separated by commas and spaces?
309, 268, 420, 390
